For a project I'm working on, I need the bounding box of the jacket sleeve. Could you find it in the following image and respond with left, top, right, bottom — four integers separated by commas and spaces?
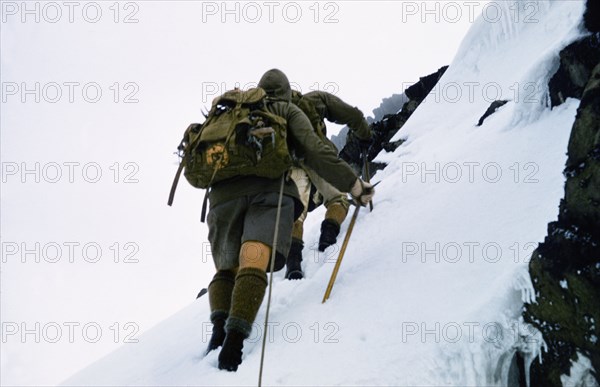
309, 91, 372, 141
271, 102, 358, 193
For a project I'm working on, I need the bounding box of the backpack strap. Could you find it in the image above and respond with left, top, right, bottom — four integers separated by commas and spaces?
167, 160, 185, 206
200, 188, 210, 223
169, 152, 215, 222
168, 123, 205, 206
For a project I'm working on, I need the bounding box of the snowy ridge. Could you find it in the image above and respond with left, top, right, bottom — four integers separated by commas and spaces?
62, 1, 587, 385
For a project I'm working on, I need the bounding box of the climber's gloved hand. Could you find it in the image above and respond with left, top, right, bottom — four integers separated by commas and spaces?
350, 178, 375, 206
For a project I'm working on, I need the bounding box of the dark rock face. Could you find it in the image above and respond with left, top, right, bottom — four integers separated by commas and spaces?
477, 100, 509, 126
548, 34, 600, 108
340, 66, 448, 172
404, 67, 448, 103
524, 62, 600, 386
524, 6, 600, 383
584, 0, 600, 33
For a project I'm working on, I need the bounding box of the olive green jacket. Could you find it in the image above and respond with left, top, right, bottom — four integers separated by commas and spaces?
209, 100, 358, 215
302, 91, 372, 141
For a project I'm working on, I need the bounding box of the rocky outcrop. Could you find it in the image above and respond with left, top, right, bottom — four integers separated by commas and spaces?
330, 94, 408, 150
548, 34, 600, 108
477, 100, 509, 126
339, 66, 448, 172
523, 0, 600, 386
521, 2, 600, 385
584, 0, 600, 33
523, 62, 600, 386
549, 0, 600, 109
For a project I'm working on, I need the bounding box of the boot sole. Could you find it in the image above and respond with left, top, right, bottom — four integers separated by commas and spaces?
286, 270, 304, 280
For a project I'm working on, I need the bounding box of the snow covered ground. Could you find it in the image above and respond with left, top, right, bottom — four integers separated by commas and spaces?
3, 0, 591, 386
56, 0, 588, 385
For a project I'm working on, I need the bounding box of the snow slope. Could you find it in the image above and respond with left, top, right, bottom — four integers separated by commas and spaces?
62, 1, 587, 385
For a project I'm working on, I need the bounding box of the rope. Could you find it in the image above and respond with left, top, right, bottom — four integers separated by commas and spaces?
258, 174, 285, 386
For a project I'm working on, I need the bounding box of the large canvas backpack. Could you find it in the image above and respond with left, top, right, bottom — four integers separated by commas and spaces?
168, 88, 293, 208
291, 90, 327, 139
291, 90, 339, 152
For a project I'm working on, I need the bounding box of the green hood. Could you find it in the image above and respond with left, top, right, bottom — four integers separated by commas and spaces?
258, 69, 292, 101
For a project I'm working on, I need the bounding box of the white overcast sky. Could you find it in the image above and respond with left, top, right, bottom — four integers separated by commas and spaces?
2, 1, 491, 120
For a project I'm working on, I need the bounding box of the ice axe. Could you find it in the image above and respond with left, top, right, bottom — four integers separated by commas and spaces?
362, 147, 374, 212
322, 157, 378, 303
321, 204, 360, 303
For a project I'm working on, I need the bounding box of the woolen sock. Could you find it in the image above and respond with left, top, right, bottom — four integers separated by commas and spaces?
226, 267, 268, 337
208, 270, 236, 318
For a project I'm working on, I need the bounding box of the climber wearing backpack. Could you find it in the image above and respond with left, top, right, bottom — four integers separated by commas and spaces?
258, 70, 373, 280
199, 69, 375, 372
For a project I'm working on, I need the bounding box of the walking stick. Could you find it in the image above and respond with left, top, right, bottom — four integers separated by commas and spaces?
322, 150, 375, 303
322, 204, 360, 303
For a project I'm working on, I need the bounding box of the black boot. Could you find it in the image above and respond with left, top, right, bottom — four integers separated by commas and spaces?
218, 329, 246, 371
318, 219, 340, 252
217, 268, 266, 371
285, 239, 304, 280
205, 313, 227, 355
206, 270, 235, 355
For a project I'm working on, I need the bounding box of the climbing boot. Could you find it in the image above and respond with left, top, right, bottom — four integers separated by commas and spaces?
217, 267, 267, 371
205, 312, 227, 355
206, 270, 235, 354
217, 328, 246, 371
285, 239, 304, 280
318, 219, 341, 252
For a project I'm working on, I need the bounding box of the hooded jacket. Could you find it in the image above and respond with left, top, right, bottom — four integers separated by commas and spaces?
258, 69, 292, 101
209, 70, 358, 217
